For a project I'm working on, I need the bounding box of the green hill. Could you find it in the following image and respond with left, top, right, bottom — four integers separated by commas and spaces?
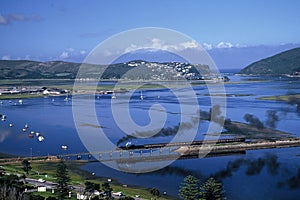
239, 47, 300, 75
0, 60, 211, 80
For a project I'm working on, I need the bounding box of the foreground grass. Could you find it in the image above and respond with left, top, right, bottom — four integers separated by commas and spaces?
2, 161, 171, 200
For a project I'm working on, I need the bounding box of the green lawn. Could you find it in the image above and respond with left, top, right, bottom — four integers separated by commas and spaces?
2, 161, 171, 200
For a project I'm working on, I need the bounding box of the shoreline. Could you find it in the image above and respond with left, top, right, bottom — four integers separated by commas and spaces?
1, 158, 174, 200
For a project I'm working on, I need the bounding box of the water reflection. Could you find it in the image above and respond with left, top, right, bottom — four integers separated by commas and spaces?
213, 154, 280, 179
278, 168, 300, 190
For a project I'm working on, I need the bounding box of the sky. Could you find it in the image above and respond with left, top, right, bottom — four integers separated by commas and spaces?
0, 0, 300, 68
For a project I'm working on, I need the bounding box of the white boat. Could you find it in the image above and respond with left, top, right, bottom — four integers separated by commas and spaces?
125, 142, 132, 148
9, 123, 13, 127
18, 99, 23, 104
35, 132, 40, 137
61, 145, 68, 150
111, 92, 117, 99
38, 135, 44, 142
140, 91, 144, 100
25, 124, 29, 129
22, 128, 27, 132
1, 115, 6, 121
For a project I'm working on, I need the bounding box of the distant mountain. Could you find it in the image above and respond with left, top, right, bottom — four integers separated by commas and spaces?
0, 60, 211, 80
112, 49, 189, 63
239, 48, 300, 75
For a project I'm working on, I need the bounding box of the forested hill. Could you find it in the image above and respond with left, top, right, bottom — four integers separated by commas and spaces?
239, 48, 300, 75
0, 60, 211, 80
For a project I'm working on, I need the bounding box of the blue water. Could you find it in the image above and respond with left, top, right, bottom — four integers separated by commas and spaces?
0, 75, 300, 199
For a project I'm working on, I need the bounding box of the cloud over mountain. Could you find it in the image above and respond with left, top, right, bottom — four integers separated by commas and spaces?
124, 38, 200, 53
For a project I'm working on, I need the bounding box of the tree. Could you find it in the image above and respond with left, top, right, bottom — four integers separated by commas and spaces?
0, 174, 25, 200
55, 161, 71, 200
179, 175, 200, 200
22, 159, 32, 175
150, 188, 160, 199
102, 182, 112, 199
84, 181, 100, 198
199, 177, 226, 200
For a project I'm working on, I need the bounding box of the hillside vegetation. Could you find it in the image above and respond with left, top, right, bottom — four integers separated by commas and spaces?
239, 47, 300, 75
0, 60, 211, 80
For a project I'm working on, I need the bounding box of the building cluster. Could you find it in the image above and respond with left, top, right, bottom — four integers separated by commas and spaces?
123, 61, 212, 80
0, 87, 68, 96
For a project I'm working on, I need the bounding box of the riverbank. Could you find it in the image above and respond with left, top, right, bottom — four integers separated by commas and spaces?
1, 159, 173, 199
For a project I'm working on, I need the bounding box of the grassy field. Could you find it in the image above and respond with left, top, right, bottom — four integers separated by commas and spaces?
1, 160, 172, 200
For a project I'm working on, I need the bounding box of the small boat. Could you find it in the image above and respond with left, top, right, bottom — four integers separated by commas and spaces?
28, 133, 34, 138
18, 99, 23, 104
30, 131, 35, 134
9, 123, 13, 127
35, 132, 40, 137
1, 115, 6, 121
37, 135, 44, 142
61, 145, 68, 150
22, 128, 27, 132
25, 124, 29, 129
140, 91, 144, 100
125, 142, 132, 148
111, 92, 117, 99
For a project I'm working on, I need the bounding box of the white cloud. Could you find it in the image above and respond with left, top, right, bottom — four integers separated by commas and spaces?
202, 42, 246, 50
80, 50, 87, 55
2, 55, 11, 60
124, 38, 200, 54
202, 43, 213, 50
180, 40, 199, 49
67, 47, 75, 52
216, 42, 233, 48
58, 48, 88, 61
60, 51, 69, 59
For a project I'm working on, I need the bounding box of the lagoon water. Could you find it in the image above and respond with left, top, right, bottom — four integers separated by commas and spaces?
1, 74, 300, 199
